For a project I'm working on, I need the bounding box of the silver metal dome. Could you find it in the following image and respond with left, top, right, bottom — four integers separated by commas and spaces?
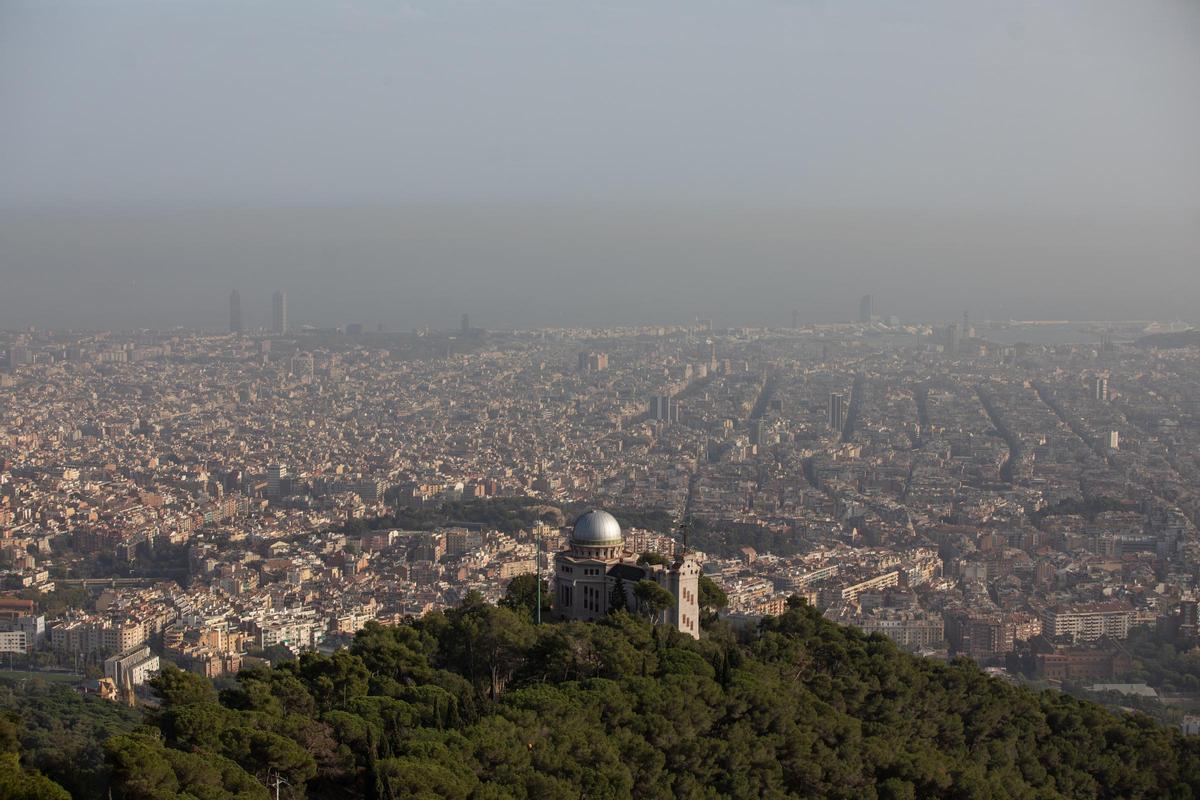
571, 509, 623, 545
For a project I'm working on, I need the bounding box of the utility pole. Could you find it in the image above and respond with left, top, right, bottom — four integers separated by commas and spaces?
535, 526, 543, 625
267, 770, 290, 800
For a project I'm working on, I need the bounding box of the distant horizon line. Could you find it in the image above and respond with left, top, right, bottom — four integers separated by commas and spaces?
2, 199, 1192, 223
3, 319, 1194, 337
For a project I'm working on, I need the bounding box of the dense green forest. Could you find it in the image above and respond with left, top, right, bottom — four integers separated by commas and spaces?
1124, 627, 1200, 694
6, 597, 1200, 799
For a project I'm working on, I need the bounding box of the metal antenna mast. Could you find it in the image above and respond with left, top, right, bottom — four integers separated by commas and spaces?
535, 525, 543, 625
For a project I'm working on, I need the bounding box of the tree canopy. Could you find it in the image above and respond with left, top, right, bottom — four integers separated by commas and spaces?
11, 600, 1200, 799
698, 575, 728, 624
500, 574, 550, 621
633, 579, 676, 621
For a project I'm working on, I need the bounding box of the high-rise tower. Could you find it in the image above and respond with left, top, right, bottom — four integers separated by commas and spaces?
267, 463, 288, 497
858, 294, 874, 323
229, 290, 242, 333
829, 392, 846, 434
272, 291, 288, 334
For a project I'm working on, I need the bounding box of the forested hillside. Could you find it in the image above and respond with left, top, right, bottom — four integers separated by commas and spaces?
7, 597, 1200, 799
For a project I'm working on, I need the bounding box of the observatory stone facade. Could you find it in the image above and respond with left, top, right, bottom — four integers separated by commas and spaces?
552, 510, 701, 638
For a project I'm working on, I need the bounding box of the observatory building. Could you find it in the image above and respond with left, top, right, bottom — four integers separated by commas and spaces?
552, 510, 701, 638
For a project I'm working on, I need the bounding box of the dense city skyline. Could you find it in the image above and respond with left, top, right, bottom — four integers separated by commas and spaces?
5, 319, 1200, 710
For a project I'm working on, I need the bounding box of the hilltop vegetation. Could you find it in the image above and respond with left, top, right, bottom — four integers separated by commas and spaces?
342, 497, 796, 559
9, 597, 1200, 799
346, 496, 678, 538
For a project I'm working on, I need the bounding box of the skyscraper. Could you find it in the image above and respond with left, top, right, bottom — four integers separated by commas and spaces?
858, 294, 874, 323
751, 419, 768, 446
829, 393, 846, 434
267, 463, 288, 497
578, 351, 608, 373
272, 291, 288, 334
461, 314, 470, 334
229, 290, 242, 333
1092, 376, 1110, 402
650, 394, 679, 423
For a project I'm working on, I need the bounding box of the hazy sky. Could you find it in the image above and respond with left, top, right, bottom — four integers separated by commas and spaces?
1, 0, 1198, 329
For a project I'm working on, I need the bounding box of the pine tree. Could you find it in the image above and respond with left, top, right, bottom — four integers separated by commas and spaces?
609, 576, 628, 613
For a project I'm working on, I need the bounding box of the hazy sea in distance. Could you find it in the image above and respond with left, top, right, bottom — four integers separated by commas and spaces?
977, 322, 1163, 346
